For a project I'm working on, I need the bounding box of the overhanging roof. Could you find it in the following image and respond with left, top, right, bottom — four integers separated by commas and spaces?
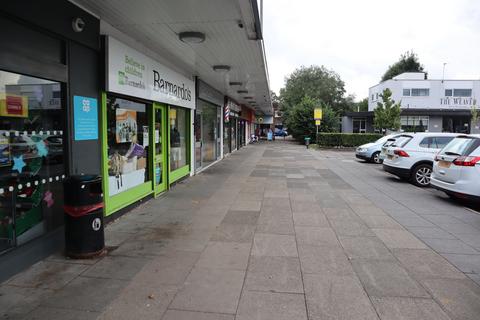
71, 0, 272, 115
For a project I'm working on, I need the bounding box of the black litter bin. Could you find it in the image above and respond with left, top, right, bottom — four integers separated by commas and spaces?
64, 175, 105, 258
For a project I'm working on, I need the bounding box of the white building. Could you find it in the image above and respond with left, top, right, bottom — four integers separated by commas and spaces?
342, 72, 480, 133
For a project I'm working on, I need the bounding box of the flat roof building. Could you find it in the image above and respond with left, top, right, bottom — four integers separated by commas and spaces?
342, 72, 479, 134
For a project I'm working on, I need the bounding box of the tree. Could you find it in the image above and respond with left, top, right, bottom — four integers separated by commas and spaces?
373, 89, 401, 134
381, 51, 425, 82
354, 98, 369, 112
279, 65, 346, 112
284, 96, 339, 140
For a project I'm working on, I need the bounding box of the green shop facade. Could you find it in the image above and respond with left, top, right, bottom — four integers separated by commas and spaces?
103, 36, 195, 215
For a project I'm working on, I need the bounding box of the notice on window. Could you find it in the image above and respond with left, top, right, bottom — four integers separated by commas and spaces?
116, 108, 137, 143
73, 96, 98, 141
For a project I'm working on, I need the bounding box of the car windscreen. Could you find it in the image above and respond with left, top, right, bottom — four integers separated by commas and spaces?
440, 137, 480, 156
391, 135, 412, 147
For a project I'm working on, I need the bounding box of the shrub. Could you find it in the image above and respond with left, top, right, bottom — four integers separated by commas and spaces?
316, 133, 383, 147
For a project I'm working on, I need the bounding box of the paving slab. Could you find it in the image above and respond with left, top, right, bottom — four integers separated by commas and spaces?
211, 223, 256, 243
196, 241, 251, 270
252, 233, 298, 257
82, 256, 151, 281
26, 307, 100, 320
169, 267, 244, 314
440, 253, 480, 274
298, 245, 355, 276
221, 210, 260, 225
245, 256, 303, 293
371, 297, 451, 320
303, 273, 378, 320
98, 282, 178, 320
339, 236, 396, 261
235, 291, 307, 320
41, 276, 128, 312
295, 226, 341, 247
162, 310, 234, 320
0, 285, 54, 319
293, 211, 329, 227
352, 260, 429, 298
422, 278, 480, 320
372, 228, 427, 249
422, 238, 479, 254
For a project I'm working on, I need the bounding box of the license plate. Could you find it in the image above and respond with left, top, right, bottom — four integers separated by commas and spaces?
387, 155, 393, 160
438, 161, 451, 168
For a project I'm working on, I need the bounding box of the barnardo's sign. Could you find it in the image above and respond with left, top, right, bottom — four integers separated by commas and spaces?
106, 37, 195, 109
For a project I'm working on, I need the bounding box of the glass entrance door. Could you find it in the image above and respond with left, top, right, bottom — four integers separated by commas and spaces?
153, 103, 167, 195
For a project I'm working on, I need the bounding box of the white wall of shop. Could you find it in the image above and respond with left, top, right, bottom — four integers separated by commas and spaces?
368, 73, 480, 111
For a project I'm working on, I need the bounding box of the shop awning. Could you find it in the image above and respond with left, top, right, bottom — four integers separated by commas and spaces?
71, 0, 272, 115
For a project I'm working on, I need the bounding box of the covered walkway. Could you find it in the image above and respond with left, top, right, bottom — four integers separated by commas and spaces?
1, 140, 480, 319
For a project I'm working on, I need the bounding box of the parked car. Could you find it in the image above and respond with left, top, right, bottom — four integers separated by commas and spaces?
274, 128, 288, 137
356, 134, 402, 164
382, 132, 457, 187
431, 134, 480, 201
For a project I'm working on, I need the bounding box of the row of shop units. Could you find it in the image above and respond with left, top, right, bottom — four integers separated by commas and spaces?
0, 0, 271, 281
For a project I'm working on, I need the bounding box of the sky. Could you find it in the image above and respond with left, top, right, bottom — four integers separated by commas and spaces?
263, 0, 480, 101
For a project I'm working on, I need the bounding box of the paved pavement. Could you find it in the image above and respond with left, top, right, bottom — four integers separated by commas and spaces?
1, 141, 480, 319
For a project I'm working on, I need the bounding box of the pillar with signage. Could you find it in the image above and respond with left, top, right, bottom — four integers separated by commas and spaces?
102, 36, 195, 215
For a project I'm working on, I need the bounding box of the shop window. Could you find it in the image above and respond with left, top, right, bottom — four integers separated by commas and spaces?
453, 89, 472, 97
170, 107, 188, 171
403, 89, 411, 96
105, 96, 150, 196
445, 89, 453, 97
0, 70, 65, 253
411, 88, 429, 96
400, 116, 429, 132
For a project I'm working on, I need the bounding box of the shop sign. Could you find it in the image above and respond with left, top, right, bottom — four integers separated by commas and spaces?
0, 94, 28, 118
107, 37, 195, 109
73, 95, 98, 141
440, 97, 476, 108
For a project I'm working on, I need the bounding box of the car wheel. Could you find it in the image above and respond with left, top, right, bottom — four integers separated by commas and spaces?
411, 164, 432, 187
371, 152, 382, 164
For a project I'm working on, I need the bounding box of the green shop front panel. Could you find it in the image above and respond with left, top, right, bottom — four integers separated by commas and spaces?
101, 93, 154, 215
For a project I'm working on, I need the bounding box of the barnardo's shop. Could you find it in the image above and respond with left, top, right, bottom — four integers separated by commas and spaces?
103, 36, 195, 215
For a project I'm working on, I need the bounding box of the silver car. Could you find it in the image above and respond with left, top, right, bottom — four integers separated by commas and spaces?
356, 134, 401, 164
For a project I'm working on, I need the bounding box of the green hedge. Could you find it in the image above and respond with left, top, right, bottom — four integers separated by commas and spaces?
316, 133, 383, 147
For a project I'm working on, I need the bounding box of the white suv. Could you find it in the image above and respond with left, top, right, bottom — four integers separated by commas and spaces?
382, 132, 458, 187
431, 135, 480, 201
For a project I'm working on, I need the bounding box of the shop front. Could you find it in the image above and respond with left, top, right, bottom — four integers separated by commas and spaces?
223, 98, 241, 154
241, 105, 255, 144
194, 80, 223, 171
102, 36, 195, 215
0, 1, 101, 280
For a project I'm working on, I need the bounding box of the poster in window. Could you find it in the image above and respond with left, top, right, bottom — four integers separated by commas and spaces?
0, 135, 10, 166
0, 93, 28, 118
116, 109, 137, 143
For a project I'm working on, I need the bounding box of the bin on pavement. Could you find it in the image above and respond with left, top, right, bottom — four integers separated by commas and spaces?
304, 137, 311, 148
63, 175, 105, 258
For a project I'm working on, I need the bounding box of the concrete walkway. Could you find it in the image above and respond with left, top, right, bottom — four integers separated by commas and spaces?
1, 141, 480, 319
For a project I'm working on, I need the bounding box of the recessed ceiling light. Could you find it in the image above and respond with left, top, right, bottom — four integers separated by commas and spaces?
229, 82, 243, 86
213, 65, 231, 72
179, 31, 206, 44
237, 90, 248, 94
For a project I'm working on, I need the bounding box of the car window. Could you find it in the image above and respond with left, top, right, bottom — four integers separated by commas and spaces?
419, 137, 433, 148
440, 137, 480, 156
392, 135, 412, 147
434, 136, 454, 149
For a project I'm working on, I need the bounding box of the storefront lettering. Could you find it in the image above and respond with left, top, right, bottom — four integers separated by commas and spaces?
440, 97, 476, 107
152, 70, 192, 101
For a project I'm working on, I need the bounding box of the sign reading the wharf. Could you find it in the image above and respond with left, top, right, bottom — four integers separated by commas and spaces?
107, 37, 195, 109
440, 97, 477, 108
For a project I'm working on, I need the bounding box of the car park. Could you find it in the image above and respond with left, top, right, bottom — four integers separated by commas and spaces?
431, 134, 480, 201
356, 133, 401, 164
382, 132, 457, 187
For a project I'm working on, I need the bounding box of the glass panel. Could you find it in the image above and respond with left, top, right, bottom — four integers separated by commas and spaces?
445, 89, 452, 96
223, 118, 230, 155
0, 70, 65, 253
403, 89, 411, 96
411, 88, 429, 96
201, 103, 217, 166
231, 118, 237, 150
106, 96, 150, 197
170, 107, 188, 171
155, 162, 162, 186
453, 89, 472, 97
155, 108, 162, 156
